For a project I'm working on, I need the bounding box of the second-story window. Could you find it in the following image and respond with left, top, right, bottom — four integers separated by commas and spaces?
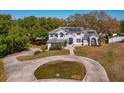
60, 33, 64, 37
50, 34, 53, 37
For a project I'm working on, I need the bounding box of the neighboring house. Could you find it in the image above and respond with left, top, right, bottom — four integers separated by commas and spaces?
47, 27, 99, 50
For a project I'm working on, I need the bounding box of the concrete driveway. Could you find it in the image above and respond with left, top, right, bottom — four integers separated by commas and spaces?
3, 49, 109, 82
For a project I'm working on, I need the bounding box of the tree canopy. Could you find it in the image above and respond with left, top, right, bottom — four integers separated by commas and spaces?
66, 11, 120, 34
0, 11, 123, 56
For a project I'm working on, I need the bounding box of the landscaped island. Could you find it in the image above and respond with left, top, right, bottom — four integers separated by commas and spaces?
1, 11, 124, 82
34, 61, 86, 80
16, 42, 124, 82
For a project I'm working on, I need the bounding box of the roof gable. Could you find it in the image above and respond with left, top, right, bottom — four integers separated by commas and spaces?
49, 27, 98, 37
49, 27, 84, 34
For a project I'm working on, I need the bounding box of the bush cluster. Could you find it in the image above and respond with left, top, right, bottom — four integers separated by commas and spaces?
41, 45, 47, 52
34, 50, 42, 55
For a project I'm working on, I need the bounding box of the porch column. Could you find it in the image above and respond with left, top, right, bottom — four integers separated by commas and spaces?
47, 43, 51, 50
89, 37, 91, 46
96, 38, 99, 45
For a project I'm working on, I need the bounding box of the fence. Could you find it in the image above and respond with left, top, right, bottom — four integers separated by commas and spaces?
109, 36, 124, 43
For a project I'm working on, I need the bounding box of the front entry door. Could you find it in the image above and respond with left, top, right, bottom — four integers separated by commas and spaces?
69, 37, 73, 45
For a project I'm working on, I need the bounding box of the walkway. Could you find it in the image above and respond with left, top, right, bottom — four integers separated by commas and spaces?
3, 49, 109, 82
67, 45, 75, 55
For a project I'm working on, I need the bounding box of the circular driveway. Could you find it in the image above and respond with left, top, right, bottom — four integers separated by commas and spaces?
3, 49, 109, 82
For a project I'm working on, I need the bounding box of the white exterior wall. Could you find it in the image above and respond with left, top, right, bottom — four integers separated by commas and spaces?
75, 33, 84, 45
109, 36, 124, 43
67, 33, 84, 45
56, 29, 67, 40
89, 36, 99, 46
83, 40, 88, 45
48, 28, 99, 49
49, 30, 85, 45
49, 29, 67, 40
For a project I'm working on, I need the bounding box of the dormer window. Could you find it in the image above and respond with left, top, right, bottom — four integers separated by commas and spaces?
77, 33, 80, 35
60, 32, 64, 37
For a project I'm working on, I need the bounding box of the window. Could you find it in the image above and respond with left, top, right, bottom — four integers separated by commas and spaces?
77, 33, 80, 35
55, 33, 58, 37
60, 33, 64, 37
50, 34, 53, 37
51, 43, 56, 47
87, 31, 95, 34
77, 38, 81, 43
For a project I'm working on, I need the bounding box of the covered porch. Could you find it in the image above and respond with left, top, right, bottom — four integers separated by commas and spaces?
47, 38, 67, 50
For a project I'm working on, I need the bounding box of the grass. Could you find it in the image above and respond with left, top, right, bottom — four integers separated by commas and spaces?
0, 59, 6, 81
74, 42, 124, 82
34, 61, 86, 80
17, 49, 70, 61
106, 47, 115, 63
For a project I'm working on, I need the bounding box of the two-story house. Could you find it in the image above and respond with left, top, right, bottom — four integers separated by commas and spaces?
47, 27, 99, 50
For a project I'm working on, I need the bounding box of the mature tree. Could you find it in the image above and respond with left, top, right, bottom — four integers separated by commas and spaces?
67, 14, 83, 27
40, 17, 65, 30
0, 14, 12, 35
30, 24, 48, 41
0, 11, 121, 56
120, 20, 124, 33
9, 25, 28, 36
23, 16, 38, 30
16, 16, 64, 41
66, 11, 120, 34
0, 14, 30, 56
14, 35, 29, 51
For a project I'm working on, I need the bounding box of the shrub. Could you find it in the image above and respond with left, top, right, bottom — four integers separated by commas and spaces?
34, 50, 41, 55
49, 46, 61, 50
41, 45, 47, 52
57, 42, 63, 49
49, 42, 63, 50
99, 36, 107, 45
0, 44, 7, 57
63, 40, 68, 47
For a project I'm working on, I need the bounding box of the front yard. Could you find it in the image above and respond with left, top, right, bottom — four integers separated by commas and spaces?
0, 59, 6, 81
34, 61, 86, 80
7, 42, 124, 82
74, 43, 124, 82
17, 49, 70, 61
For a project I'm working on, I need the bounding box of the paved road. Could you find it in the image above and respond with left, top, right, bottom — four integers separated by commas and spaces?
3, 49, 109, 82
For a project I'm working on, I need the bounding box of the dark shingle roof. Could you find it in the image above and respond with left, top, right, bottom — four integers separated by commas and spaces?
83, 30, 99, 39
49, 27, 84, 34
49, 27, 99, 39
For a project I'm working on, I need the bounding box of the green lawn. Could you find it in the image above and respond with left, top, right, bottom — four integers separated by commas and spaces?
0, 59, 6, 81
74, 43, 124, 82
34, 61, 86, 80
17, 49, 70, 61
